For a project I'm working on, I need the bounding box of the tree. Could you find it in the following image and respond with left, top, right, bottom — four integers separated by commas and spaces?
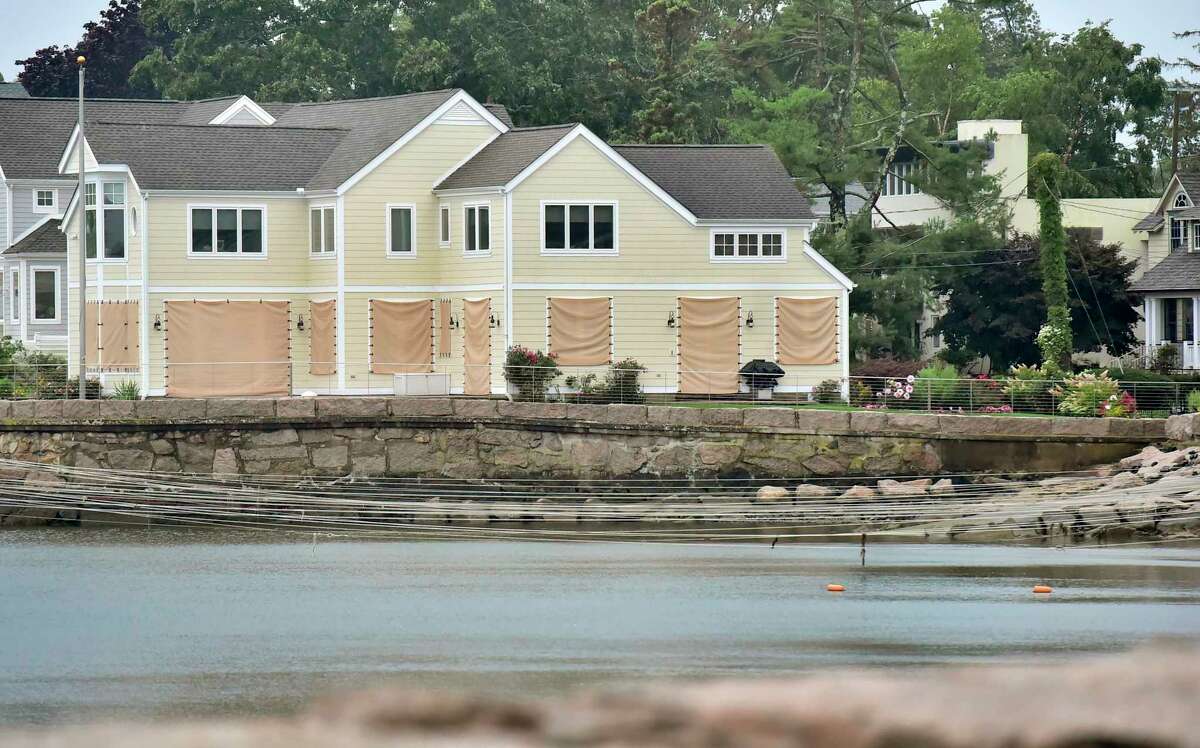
929, 223, 1137, 371
16, 0, 164, 99
1030, 152, 1071, 370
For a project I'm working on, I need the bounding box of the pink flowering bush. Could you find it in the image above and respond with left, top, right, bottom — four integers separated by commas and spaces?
504, 346, 560, 401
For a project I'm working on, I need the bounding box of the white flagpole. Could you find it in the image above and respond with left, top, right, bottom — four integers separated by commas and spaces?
76, 56, 87, 399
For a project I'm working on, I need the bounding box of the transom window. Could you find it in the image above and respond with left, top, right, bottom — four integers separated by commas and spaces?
387, 204, 416, 255
1175, 192, 1190, 208
711, 230, 785, 261
464, 203, 491, 253
439, 204, 450, 246
84, 180, 126, 260
31, 267, 58, 322
310, 206, 335, 255
190, 206, 265, 255
881, 161, 923, 196
33, 189, 56, 213
542, 202, 616, 253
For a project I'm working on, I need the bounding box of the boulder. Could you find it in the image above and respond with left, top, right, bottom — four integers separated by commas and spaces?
793, 484, 835, 500
755, 485, 790, 502
876, 478, 931, 497
839, 485, 877, 500
1103, 471, 1146, 491
929, 478, 955, 495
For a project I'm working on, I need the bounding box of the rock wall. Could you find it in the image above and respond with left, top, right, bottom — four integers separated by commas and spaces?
0, 397, 1164, 481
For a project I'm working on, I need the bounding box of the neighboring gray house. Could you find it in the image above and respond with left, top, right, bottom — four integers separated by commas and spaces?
0, 83, 29, 99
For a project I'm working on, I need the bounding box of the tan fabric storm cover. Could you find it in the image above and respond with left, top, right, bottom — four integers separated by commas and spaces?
85, 301, 139, 369
548, 297, 611, 366
309, 299, 336, 376
166, 300, 290, 398
463, 298, 491, 396
371, 299, 433, 374
679, 296, 739, 394
438, 299, 452, 358
777, 297, 838, 365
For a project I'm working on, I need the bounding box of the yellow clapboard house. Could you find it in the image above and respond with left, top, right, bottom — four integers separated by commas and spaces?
47, 89, 852, 397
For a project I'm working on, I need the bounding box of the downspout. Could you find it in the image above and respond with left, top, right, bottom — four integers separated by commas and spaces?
504, 188, 514, 399
335, 195, 346, 393
139, 190, 150, 397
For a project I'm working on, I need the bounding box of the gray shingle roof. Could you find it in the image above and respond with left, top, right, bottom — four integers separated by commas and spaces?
0, 82, 29, 98
3, 218, 64, 256
1134, 213, 1165, 232
1130, 251, 1200, 293
613, 145, 815, 221
435, 124, 576, 190
485, 104, 513, 128
1180, 172, 1200, 202
86, 122, 347, 191
271, 89, 459, 190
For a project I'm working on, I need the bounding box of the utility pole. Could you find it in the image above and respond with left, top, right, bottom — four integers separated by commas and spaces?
76, 56, 87, 399
1169, 86, 1200, 177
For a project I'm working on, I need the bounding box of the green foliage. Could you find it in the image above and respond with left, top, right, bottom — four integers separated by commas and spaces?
1003, 364, 1054, 412
109, 380, 141, 400
563, 359, 647, 404
1051, 370, 1119, 416
1152, 345, 1181, 374
813, 379, 843, 404
913, 362, 959, 406
848, 379, 873, 407
504, 346, 560, 402
1187, 389, 1200, 414
850, 355, 924, 381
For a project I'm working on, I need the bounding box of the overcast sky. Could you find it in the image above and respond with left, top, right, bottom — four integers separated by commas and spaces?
0, 0, 1195, 84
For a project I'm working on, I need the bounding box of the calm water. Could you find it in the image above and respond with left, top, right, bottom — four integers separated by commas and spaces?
1, 528, 1199, 726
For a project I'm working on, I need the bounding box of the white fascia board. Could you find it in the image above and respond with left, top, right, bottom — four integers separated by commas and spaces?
8, 214, 57, 248
208, 96, 277, 126
431, 187, 504, 197
1154, 173, 1186, 216
432, 130, 504, 190
502, 124, 699, 226
148, 189, 308, 199
803, 243, 856, 291
57, 126, 97, 175
695, 219, 817, 227
60, 167, 141, 226
335, 90, 509, 196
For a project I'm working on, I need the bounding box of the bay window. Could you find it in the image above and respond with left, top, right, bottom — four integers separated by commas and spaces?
189, 206, 265, 255
542, 202, 616, 253
710, 230, 785, 262
84, 181, 126, 260
387, 204, 416, 255
310, 206, 335, 255
464, 203, 490, 253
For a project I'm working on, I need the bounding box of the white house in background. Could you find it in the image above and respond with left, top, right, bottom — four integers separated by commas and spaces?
872, 119, 1158, 358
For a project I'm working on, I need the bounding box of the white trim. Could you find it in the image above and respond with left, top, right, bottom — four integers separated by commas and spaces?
462, 201, 493, 256
431, 186, 505, 197
512, 282, 846, 291
802, 242, 856, 290
208, 96, 277, 126
504, 191, 513, 347
18, 259, 26, 340
147, 190, 311, 199
185, 203, 269, 258
504, 124, 698, 226
31, 187, 57, 214
438, 203, 451, 246
68, 279, 142, 289
336, 90, 509, 196
29, 265, 60, 323
149, 285, 337, 294
384, 202, 418, 258
432, 131, 504, 189
144, 284, 504, 294
839, 289, 851, 397
335, 194, 346, 391
4, 180, 12, 248
139, 190, 150, 397
539, 200, 619, 256
308, 203, 336, 257
347, 283, 503, 293
56, 125, 95, 176
695, 219, 817, 227
708, 227, 787, 263
7, 266, 18, 324
8, 214, 56, 248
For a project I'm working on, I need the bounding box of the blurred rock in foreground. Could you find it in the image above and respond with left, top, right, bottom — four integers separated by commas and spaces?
4, 644, 1197, 747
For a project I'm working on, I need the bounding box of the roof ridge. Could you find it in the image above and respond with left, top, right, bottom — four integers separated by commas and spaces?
291, 88, 460, 108
89, 120, 349, 133
0, 96, 184, 104
508, 123, 578, 132
614, 143, 768, 149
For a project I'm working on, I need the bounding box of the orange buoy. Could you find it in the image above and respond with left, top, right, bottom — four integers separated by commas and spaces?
1033, 585, 1053, 594
826, 584, 845, 593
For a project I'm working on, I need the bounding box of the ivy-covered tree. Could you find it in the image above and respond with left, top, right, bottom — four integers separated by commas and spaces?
1030, 152, 1072, 371
16, 0, 164, 99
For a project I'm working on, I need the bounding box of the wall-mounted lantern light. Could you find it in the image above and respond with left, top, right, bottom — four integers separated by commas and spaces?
296, 315, 306, 331
745, 311, 755, 328
152, 314, 162, 331
666, 311, 676, 328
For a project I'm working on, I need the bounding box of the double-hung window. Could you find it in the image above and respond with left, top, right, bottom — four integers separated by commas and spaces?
190, 206, 265, 255
84, 181, 126, 260
710, 230, 785, 262
8, 269, 18, 323
33, 189, 56, 213
542, 202, 616, 254
464, 203, 491, 253
387, 204, 416, 256
310, 206, 335, 255
31, 267, 58, 323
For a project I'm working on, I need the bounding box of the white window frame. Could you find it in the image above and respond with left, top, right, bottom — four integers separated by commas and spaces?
539, 200, 619, 256
439, 203, 451, 246
32, 188, 57, 214
186, 204, 269, 259
709, 228, 788, 263
29, 265, 60, 324
1174, 192, 1190, 208
84, 179, 128, 264
385, 202, 418, 259
309, 203, 336, 257
8, 268, 19, 323
463, 201, 493, 256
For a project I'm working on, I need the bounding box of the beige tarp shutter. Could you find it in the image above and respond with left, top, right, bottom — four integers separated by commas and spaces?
777, 297, 838, 365
548, 297, 611, 366
679, 296, 739, 394
438, 299, 452, 358
165, 300, 290, 398
463, 298, 491, 396
309, 299, 336, 376
370, 299, 433, 374
85, 301, 139, 369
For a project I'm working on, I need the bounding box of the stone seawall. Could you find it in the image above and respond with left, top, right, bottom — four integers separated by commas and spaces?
0, 398, 1164, 481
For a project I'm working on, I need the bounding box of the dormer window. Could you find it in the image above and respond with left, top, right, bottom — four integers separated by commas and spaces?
33, 189, 56, 214
1175, 192, 1190, 208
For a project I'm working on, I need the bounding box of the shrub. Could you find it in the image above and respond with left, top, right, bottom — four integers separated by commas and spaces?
564, 359, 646, 404
503, 346, 560, 401
1002, 364, 1054, 412
1151, 345, 1180, 374
968, 374, 1006, 411
109, 380, 141, 400
848, 380, 873, 407
813, 379, 844, 404
1051, 370, 1119, 417
913, 363, 959, 407
851, 355, 924, 380
1188, 389, 1200, 413
1102, 390, 1137, 418
0, 377, 13, 399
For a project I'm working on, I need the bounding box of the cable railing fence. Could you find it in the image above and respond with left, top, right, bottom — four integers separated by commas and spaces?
2, 359, 1195, 419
